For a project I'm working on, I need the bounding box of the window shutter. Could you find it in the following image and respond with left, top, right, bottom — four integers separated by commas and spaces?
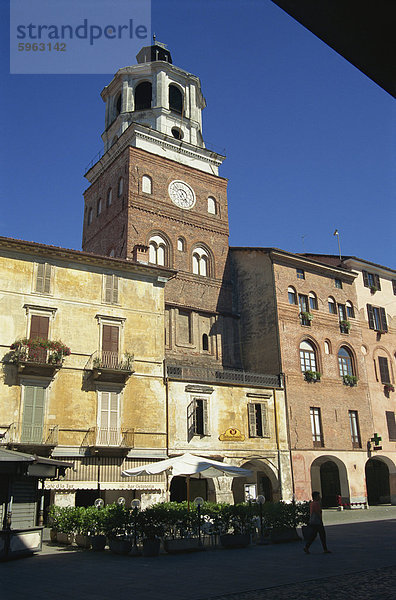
43, 264, 51, 293
187, 399, 196, 440
374, 274, 381, 291
248, 403, 256, 437
21, 386, 45, 443
386, 411, 396, 441
379, 308, 388, 332
102, 325, 119, 353
112, 276, 118, 304
367, 304, 375, 329
260, 403, 270, 437
378, 357, 390, 384
30, 315, 49, 340
202, 399, 209, 435
104, 275, 113, 303
362, 270, 369, 287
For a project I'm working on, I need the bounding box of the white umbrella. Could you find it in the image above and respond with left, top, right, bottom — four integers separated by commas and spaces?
122, 452, 252, 509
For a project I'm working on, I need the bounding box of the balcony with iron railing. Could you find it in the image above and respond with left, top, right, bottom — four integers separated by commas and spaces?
1, 422, 59, 448
166, 363, 283, 389
86, 351, 134, 384
82, 426, 134, 449
8, 340, 70, 377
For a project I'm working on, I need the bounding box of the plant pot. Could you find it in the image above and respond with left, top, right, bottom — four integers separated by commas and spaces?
108, 538, 132, 555
75, 534, 91, 549
220, 533, 250, 549
142, 537, 161, 557
49, 529, 57, 543
164, 538, 203, 554
269, 527, 301, 544
89, 534, 106, 551
56, 532, 74, 545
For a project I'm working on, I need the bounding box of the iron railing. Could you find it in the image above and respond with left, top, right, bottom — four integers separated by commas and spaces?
166, 363, 282, 388
1, 423, 59, 445
82, 427, 134, 448
87, 351, 134, 372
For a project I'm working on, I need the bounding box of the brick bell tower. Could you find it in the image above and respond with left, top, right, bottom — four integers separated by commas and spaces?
82, 41, 240, 368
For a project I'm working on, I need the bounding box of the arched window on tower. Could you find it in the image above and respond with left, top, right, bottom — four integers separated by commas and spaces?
300, 340, 317, 373
142, 175, 152, 194
169, 84, 183, 114
87, 207, 93, 226
338, 346, 355, 377
202, 333, 209, 351
149, 235, 168, 266
118, 177, 124, 197
207, 197, 217, 215
115, 93, 122, 116
97, 198, 102, 216
107, 188, 112, 208
192, 246, 210, 277
135, 81, 152, 110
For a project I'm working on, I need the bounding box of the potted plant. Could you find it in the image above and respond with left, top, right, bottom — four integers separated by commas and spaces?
384, 383, 395, 394
343, 374, 358, 387
139, 508, 164, 557
340, 320, 351, 333
264, 501, 304, 544
300, 311, 313, 325
370, 285, 378, 294
54, 506, 77, 545
219, 504, 253, 549
104, 504, 133, 555
47, 505, 61, 542
158, 502, 203, 554
304, 370, 321, 383
88, 506, 107, 551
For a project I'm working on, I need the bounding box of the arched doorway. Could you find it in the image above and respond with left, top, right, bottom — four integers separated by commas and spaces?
320, 461, 341, 507
365, 459, 390, 504
232, 459, 279, 504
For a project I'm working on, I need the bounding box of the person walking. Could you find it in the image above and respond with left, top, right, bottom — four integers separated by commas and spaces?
304, 491, 331, 554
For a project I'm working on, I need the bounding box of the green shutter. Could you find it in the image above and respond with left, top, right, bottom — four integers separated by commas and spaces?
43, 263, 52, 293
379, 307, 388, 332
248, 403, 256, 437
367, 304, 375, 329
35, 263, 51, 293
260, 403, 270, 437
21, 386, 45, 443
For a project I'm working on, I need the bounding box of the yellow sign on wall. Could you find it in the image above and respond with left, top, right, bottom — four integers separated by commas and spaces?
219, 428, 245, 442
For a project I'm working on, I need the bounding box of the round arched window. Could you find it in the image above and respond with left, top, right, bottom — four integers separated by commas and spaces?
338, 347, 354, 377
300, 340, 317, 372
142, 175, 152, 194
149, 234, 167, 266
288, 286, 297, 305
192, 247, 210, 277
328, 297, 336, 314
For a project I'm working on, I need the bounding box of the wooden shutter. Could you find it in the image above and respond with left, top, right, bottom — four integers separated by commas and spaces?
21, 386, 45, 443
30, 315, 49, 340
187, 399, 196, 440
36, 263, 51, 293
374, 274, 381, 291
248, 403, 257, 437
362, 270, 369, 287
102, 325, 119, 352
386, 412, 396, 441
379, 308, 388, 332
378, 357, 390, 384
367, 304, 375, 329
202, 398, 209, 435
104, 275, 118, 303
260, 403, 270, 437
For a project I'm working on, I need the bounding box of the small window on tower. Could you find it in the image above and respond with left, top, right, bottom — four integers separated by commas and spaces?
207, 197, 217, 214
169, 84, 183, 114
134, 81, 152, 110
115, 93, 122, 116
118, 178, 124, 197
97, 198, 102, 216
142, 175, 152, 194
177, 238, 185, 252
87, 208, 93, 226
171, 127, 183, 140
107, 188, 112, 208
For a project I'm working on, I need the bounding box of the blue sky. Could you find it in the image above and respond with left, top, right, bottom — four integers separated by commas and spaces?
1, 0, 394, 267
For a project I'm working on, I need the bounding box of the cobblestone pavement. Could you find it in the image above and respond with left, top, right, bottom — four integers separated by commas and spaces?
2, 507, 396, 600
202, 566, 396, 600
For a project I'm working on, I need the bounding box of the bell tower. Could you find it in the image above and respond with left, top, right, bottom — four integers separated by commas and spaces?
82, 42, 241, 368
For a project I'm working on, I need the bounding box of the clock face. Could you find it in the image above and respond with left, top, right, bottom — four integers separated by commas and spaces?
168, 180, 196, 209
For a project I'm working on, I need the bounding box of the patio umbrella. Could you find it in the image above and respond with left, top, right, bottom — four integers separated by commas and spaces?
122, 452, 252, 509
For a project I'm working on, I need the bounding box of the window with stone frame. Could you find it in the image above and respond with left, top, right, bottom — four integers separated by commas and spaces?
248, 402, 270, 438
367, 304, 388, 332
142, 175, 152, 194
300, 340, 317, 373
187, 397, 209, 439
35, 262, 52, 294
135, 81, 152, 110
